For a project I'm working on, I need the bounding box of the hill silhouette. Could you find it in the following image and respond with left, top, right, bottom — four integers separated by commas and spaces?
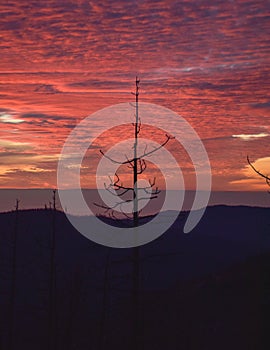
0, 205, 269, 349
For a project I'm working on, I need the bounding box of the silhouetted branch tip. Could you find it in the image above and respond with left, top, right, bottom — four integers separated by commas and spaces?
247, 155, 270, 181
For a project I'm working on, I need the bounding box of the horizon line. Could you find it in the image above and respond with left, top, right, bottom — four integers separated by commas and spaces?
0, 188, 268, 193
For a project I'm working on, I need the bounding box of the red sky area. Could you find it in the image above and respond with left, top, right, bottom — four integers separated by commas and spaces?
0, 0, 269, 191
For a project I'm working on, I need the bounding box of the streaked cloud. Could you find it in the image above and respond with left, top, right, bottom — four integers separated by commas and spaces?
0, 139, 32, 151
0, 112, 24, 124
232, 133, 269, 141
0, 0, 269, 189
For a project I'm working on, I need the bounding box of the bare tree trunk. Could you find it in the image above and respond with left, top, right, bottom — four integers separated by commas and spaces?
133, 77, 139, 227
65, 267, 83, 350
98, 249, 111, 350
8, 199, 19, 350
48, 190, 57, 350
133, 77, 140, 350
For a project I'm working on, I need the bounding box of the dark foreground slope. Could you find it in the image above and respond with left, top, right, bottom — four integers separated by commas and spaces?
0, 206, 269, 350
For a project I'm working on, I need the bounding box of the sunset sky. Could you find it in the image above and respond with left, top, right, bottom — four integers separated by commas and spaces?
0, 0, 269, 191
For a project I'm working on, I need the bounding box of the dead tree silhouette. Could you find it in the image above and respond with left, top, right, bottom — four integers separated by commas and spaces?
48, 189, 57, 350
247, 156, 270, 188
95, 77, 174, 350
8, 199, 20, 350
98, 249, 111, 350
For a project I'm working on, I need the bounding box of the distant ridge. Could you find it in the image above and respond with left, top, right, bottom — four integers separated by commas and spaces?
0, 188, 269, 213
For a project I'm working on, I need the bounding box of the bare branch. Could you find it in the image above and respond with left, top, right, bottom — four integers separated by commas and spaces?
142, 177, 161, 195
137, 195, 159, 201
120, 208, 133, 220
137, 134, 175, 159
125, 154, 134, 168
137, 158, 146, 174
94, 194, 158, 214
137, 116, 141, 135
105, 184, 131, 197
143, 143, 148, 155
105, 173, 135, 197
247, 156, 270, 186
100, 134, 174, 166
93, 202, 111, 212
104, 173, 161, 198
93, 202, 121, 213
99, 150, 125, 165
144, 186, 160, 195
149, 177, 156, 187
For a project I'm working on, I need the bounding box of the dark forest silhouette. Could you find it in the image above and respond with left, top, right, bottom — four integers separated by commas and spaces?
0, 204, 270, 349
